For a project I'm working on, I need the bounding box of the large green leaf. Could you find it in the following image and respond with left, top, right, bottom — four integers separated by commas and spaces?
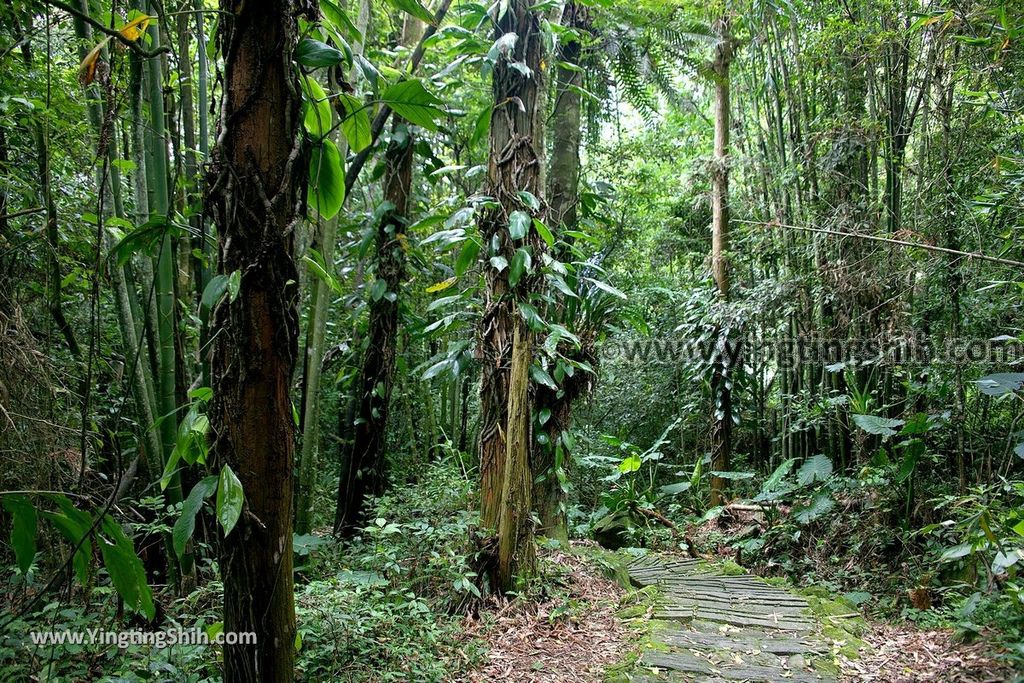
508, 210, 531, 240
975, 373, 1024, 397
173, 476, 218, 559
98, 515, 155, 621
2, 494, 37, 573
385, 0, 435, 24
618, 455, 641, 473
797, 454, 833, 486
217, 464, 245, 537
762, 457, 796, 492
852, 414, 905, 438
301, 75, 333, 139
509, 247, 531, 286
321, 0, 363, 43
201, 273, 229, 311
659, 481, 692, 496
794, 492, 834, 524
381, 80, 445, 131
296, 38, 346, 68
337, 92, 372, 153
42, 496, 93, 586
530, 364, 557, 390
308, 139, 345, 220
455, 239, 480, 276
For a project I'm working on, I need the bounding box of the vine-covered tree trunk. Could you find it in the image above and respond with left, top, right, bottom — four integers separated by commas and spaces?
334, 125, 413, 536
709, 15, 733, 508
477, 0, 544, 591
532, 0, 589, 543
208, 2, 307, 680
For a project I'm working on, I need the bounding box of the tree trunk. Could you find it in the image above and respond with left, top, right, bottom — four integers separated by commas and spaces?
477, 0, 545, 592
297, 0, 371, 534
532, 2, 589, 542
333, 125, 413, 536
709, 15, 733, 508
208, 3, 307, 680
496, 321, 535, 588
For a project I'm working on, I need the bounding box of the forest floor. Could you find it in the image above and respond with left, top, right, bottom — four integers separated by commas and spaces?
456, 544, 1018, 682
457, 543, 630, 682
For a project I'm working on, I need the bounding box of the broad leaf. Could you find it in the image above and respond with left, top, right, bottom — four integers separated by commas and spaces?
308, 140, 345, 220
381, 80, 445, 131
530, 364, 557, 389
797, 454, 833, 486
386, 0, 435, 24
852, 414, 905, 438
337, 92, 372, 153
455, 239, 480, 276
509, 210, 531, 240
975, 373, 1024, 396
302, 75, 333, 139
297, 38, 346, 68
618, 455, 641, 473
509, 247, 531, 286
98, 515, 155, 621
173, 476, 218, 559
794, 492, 834, 524
2, 494, 37, 573
659, 481, 692, 496
217, 465, 245, 537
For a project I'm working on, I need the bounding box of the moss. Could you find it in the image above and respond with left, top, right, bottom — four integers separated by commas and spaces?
695, 558, 747, 576
570, 544, 635, 589
717, 559, 747, 576
794, 587, 870, 665
801, 591, 868, 637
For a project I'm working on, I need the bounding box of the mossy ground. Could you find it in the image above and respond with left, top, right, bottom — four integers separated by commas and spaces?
580, 550, 871, 681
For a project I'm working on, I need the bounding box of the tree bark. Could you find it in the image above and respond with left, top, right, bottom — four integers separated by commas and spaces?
334, 124, 413, 536
298, 0, 371, 535
208, 2, 308, 680
477, 0, 545, 592
709, 15, 733, 508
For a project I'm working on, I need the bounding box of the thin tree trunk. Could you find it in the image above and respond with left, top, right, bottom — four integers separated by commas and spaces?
709, 15, 734, 508
532, 0, 587, 542
333, 124, 413, 535
297, 0, 371, 534
497, 321, 535, 588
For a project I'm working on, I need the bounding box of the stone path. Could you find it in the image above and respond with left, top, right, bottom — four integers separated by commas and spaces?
624, 555, 843, 682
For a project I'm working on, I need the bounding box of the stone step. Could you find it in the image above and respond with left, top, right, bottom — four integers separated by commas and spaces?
641, 651, 828, 682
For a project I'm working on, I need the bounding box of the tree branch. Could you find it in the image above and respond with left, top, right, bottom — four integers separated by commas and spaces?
44, 0, 171, 58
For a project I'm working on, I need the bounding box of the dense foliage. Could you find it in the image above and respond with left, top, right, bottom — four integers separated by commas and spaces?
1, 0, 1023, 679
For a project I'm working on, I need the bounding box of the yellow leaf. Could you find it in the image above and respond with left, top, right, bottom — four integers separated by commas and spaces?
119, 14, 153, 42
425, 277, 457, 293
78, 37, 110, 86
